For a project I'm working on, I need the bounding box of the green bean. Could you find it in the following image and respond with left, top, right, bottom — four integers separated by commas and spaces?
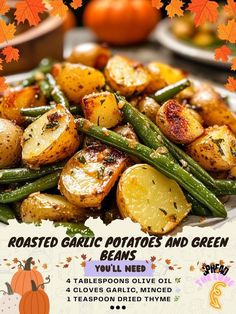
76, 118, 227, 218
54, 222, 94, 237
21, 105, 81, 117
0, 171, 61, 203
45, 73, 70, 109
0, 162, 65, 184
151, 79, 191, 103
0, 204, 15, 224
22, 59, 54, 87
39, 80, 51, 98
185, 193, 212, 217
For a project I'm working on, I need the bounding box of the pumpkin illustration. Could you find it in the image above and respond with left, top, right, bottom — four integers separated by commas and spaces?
0, 282, 21, 314
84, 0, 160, 45
11, 257, 44, 296
19, 279, 50, 314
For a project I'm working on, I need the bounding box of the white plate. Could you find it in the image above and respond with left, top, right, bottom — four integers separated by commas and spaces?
153, 19, 232, 68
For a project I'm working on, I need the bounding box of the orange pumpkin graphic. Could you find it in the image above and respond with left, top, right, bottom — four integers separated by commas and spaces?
19, 279, 50, 314
11, 257, 44, 296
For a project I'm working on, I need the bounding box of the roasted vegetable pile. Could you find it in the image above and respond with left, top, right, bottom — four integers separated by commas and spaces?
1, 42, 236, 236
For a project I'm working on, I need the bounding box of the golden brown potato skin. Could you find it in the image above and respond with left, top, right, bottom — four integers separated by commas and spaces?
145, 62, 167, 93
56, 62, 105, 103
59, 145, 127, 208
20, 193, 92, 223
82, 92, 122, 128
67, 43, 111, 69
156, 99, 204, 144
191, 84, 236, 134
0, 86, 46, 125
104, 55, 151, 96
186, 125, 236, 172
137, 96, 160, 122
0, 118, 23, 169
22, 105, 80, 167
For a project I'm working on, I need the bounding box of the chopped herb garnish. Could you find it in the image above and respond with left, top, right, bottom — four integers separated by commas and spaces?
173, 202, 177, 209
212, 138, 225, 156
100, 99, 106, 105
97, 165, 105, 179
78, 155, 86, 164
159, 208, 167, 215
152, 180, 156, 185
104, 155, 116, 163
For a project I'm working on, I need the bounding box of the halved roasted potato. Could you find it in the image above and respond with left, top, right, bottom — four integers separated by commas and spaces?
191, 84, 236, 134
105, 55, 151, 96
67, 43, 111, 69
0, 118, 23, 169
156, 99, 204, 144
147, 62, 186, 85
186, 125, 236, 171
137, 96, 160, 122
117, 164, 191, 235
22, 105, 80, 167
145, 62, 167, 93
82, 92, 122, 128
0, 86, 46, 125
56, 62, 105, 102
59, 145, 127, 208
20, 193, 91, 223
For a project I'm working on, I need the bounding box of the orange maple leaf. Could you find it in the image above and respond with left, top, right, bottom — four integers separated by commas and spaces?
187, 0, 219, 27
0, 0, 10, 15
15, 0, 46, 26
214, 45, 232, 62
2, 46, 20, 63
165, 259, 171, 265
71, 0, 82, 10
49, 0, 68, 17
224, 0, 236, 18
231, 57, 236, 70
0, 58, 3, 71
0, 20, 16, 44
166, 0, 184, 18
218, 19, 236, 44
225, 76, 236, 92
152, 0, 163, 9
151, 263, 156, 270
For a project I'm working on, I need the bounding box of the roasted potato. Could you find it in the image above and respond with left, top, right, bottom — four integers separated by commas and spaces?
0, 118, 23, 169
67, 43, 111, 69
56, 62, 105, 103
104, 55, 151, 96
82, 92, 122, 128
22, 105, 80, 167
114, 124, 139, 142
137, 96, 160, 122
20, 193, 91, 223
147, 62, 186, 85
186, 125, 236, 172
156, 99, 204, 144
117, 164, 191, 235
0, 86, 46, 125
191, 84, 236, 134
145, 62, 167, 93
59, 145, 127, 208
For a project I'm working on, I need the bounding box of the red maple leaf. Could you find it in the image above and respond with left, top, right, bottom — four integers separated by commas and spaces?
15, 0, 46, 26
0, 77, 8, 92
214, 45, 232, 62
71, 0, 83, 10
218, 19, 236, 43
81, 254, 87, 260
152, 0, 163, 9
2, 46, 20, 63
187, 0, 219, 27
224, 0, 236, 18
0, 0, 10, 15
150, 256, 156, 262
166, 0, 184, 18
231, 57, 236, 70
225, 76, 236, 92
0, 20, 16, 44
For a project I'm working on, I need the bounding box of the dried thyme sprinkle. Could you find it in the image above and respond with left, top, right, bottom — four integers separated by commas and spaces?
173, 202, 177, 209
97, 165, 105, 179
212, 138, 225, 156
104, 155, 116, 163
78, 155, 86, 164
159, 208, 167, 215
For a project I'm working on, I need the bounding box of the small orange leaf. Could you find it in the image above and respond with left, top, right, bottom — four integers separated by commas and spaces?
214, 45, 232, 62
81, 254, 87, 260
42, 263, 48, 269
0, 58, 3, 71
188, 0, 219, 27
151, 263, 156, 270
15, 0, 46, 26
0, 0, 10, 15
71, 0, 83, 10
0, 20, 16, 44
224, 0, 236, 18
225, 76, 236, 92
152, 0, 163, 9
190, 265, 195, 271
231, 57, 236, 70
218, 19, 236, 44
49, 0, 68, 17
166, 0, 184, 18
2, 46, 19, 63
165, 259, 171, 265
81, 261, 86, 267
66, 257, 72, 263
150, 256, 156, 262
